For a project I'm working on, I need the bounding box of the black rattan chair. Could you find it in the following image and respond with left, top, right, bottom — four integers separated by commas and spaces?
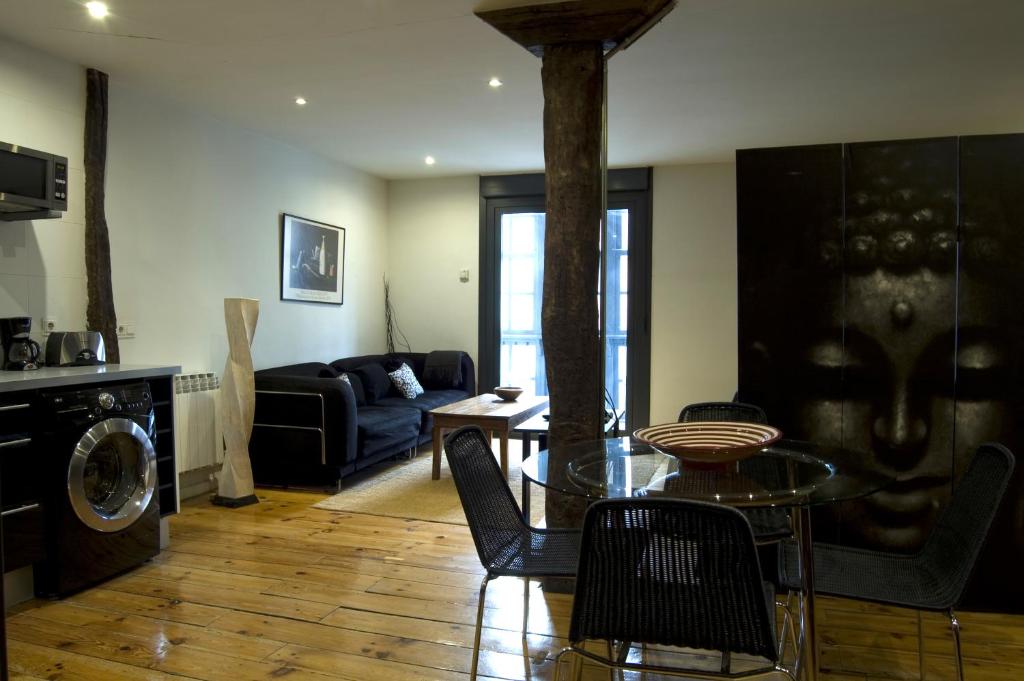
678, 401, 792, 542
778, 443, 1015, 681
677, 401, 768, 425
556, 498, 796, 680
444, 425, 580, 680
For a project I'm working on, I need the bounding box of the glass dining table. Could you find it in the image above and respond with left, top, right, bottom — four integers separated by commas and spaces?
521, 436, 894, 681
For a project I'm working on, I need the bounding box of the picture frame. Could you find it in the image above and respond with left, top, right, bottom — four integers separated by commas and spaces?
280, 213, 345, 305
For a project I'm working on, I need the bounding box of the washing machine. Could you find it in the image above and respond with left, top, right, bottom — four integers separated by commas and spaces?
34, 382, 160, 597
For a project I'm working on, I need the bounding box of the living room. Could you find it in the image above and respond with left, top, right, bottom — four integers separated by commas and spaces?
0, 1, 1022, 680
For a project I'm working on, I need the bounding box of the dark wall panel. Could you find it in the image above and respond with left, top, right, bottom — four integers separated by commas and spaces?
737, 144, 844, 446
832, 138, 959, 551
958, 133, 1024, 610
738, 133, 1024, 611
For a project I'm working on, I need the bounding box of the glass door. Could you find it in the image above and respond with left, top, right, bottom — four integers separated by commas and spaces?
479, 170, 652, 429
492, 205, 644, 428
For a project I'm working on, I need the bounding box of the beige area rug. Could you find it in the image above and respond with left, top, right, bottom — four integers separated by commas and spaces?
313, 441, 547, 526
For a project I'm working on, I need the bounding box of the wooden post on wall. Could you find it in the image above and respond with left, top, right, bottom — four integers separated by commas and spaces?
476, 0, 675, 529
84, 68, 121, 363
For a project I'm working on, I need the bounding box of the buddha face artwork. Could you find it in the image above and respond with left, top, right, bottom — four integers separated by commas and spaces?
739, 136, 1024, 607
807, 139, 964, 551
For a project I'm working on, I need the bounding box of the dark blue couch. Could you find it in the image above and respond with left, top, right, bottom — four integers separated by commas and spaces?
249, 352, 475, 486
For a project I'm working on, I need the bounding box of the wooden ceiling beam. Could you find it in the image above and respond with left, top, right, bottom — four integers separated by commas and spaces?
475, 0, 676, 57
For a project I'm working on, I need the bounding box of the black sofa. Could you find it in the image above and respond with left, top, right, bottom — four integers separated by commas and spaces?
249, 352, 475, 486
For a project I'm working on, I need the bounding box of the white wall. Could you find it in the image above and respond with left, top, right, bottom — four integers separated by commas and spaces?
386, 176, 479, 368
0, 39, 88, 340
0, 37, 388, 373
649, 163, 738, 423
106, 87, 388, 372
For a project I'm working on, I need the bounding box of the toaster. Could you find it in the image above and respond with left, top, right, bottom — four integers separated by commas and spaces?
45, 331, 106, 367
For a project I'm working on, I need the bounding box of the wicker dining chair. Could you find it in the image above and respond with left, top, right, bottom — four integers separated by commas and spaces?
556, 497, 796, 680
677, 401, 768, 425
778, 442, 1015, 681
443, 425, 581, 680
678, 401, 792, 542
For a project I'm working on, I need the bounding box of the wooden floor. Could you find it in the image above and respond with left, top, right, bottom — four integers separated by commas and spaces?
6, 488, 1024, 680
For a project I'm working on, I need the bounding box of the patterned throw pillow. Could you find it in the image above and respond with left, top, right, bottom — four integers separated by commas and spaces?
388, 363, 424, 399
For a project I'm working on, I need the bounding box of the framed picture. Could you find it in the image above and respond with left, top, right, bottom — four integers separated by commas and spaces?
280, 213, 345, 305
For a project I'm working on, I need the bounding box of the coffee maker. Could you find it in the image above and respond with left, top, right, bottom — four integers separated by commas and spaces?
0, 317, 41, 370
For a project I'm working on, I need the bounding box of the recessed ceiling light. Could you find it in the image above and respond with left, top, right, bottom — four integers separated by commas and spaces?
85, 1, 109, 19
489, 77, 503, 88
425, 156, 436, 166
294, 97, 307, 106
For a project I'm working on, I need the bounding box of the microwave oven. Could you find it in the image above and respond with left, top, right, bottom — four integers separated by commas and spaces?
0, 141, 68, 221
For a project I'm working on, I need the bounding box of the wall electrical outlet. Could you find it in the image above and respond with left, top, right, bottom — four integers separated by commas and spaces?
116, 321, 136, 339
43, 317, 57, 335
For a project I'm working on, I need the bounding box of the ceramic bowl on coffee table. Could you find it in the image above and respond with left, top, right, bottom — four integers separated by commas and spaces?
632, 421, 782, 464
494, 386, 523, 401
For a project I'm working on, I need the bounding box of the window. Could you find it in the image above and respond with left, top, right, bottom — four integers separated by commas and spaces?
499, 211, 546, 396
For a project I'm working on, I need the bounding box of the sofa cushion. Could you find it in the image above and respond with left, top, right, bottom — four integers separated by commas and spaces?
381, 355, 412, 372
356, 406, 421, 458
375, 389, 467, 413
422, 351, 465, 389
318, 366, 340, 378
376, 390, 468, 436
341, 372, 366, 406
256, 362, 336, 379
330, 355, 389, 374
352, 363, 392, 404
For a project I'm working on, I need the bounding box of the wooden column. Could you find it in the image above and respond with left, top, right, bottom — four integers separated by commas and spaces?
84, 68, 121, 363
540, 42, 606, 529
477, 0, 676, 530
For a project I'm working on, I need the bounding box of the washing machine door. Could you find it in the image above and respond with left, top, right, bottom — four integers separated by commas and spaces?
67, 417, 157, 533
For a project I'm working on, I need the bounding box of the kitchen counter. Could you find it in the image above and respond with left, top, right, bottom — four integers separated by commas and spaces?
0, 364, 181, 393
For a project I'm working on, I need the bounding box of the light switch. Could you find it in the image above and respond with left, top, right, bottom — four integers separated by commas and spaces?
117, 321, 136, 339
459, 268, 470, 283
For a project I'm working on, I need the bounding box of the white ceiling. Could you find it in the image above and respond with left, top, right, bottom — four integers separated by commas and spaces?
1, 0, 1022, 179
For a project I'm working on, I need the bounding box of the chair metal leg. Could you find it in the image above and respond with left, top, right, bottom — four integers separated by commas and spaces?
777, 605, 789, 661
777, 593, 798, 664
790, 590, 806, 680
571, 649, 584, 681
470, 575, 492, 680
949, 608, 965, 681
917, 609, 925, 681
554, 648, 571, 681
520, 578, 532, 680
788, 608, 799, 670
522, 577, 530, 642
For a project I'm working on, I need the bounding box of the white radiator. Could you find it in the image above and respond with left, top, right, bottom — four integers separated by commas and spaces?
173, 373, 223, 474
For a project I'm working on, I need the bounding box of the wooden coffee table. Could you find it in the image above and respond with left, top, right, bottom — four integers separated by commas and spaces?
430, 394, 548, 480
